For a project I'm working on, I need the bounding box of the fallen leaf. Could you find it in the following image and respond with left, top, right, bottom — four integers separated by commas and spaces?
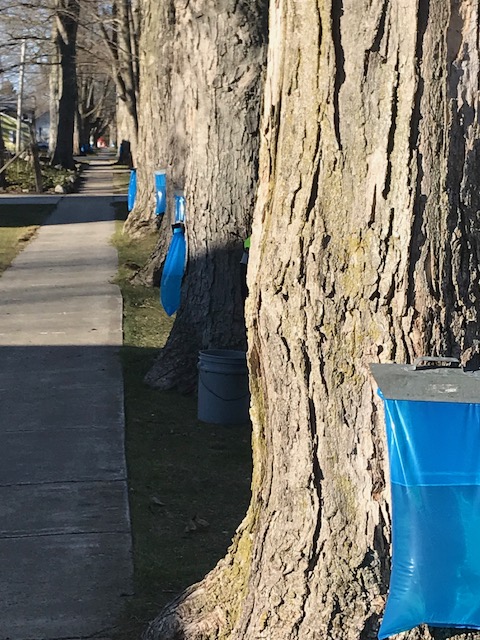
184, 515, 210, 534
150, 496, 166, 507
184, 519, 198, 533
195, 516, 210, 530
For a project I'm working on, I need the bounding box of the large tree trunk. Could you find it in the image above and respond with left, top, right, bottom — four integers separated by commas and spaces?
123, 0, 177, 239
48, 37, 60, 155
50, 0, 79, 169
145, 1, 480, 639
144, 0, 268, 391
116, 0, 139, 142
129, 229, 171, 287
124, 0, 189, 295
75, 76, 94, 154
116, 98, 135, 161
108, 0, 139, 162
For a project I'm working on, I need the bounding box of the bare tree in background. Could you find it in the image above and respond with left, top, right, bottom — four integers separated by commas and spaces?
97, 0, 139, 159
0, 0, 81, 168
124, 0, 268, 394
122, 0, 177, 287
75, 69, 115, 152
50, 0, 79, 168
0, 0, 139, 165
0, 1, 55, 151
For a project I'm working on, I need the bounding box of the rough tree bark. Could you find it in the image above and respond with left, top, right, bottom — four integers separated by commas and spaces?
124, 0, 188, 289
48, 35, 59, 155
50, 0, 79, 169
115, 0, 138, 135
143, 0, 268, 391
144, 1, 480, 640
75, 74, 94, 153
123, 0, 177, 245
102, 0, 139, 160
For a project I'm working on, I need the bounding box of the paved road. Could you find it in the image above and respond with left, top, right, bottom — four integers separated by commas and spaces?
0, 157, 132, 639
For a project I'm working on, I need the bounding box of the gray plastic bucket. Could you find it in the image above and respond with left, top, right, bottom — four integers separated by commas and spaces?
198, 349, 250, 424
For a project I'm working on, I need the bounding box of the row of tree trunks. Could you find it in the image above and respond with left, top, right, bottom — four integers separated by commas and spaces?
132, 0, 268, 392
74, 70, 115, 154
49, 33, 60, 157
74, 73, 94, 154
116, 97, 137, 163
145, 1, 480, 639
113, 0, 139, 157
122, 0, 179, 290
123, 0, 177, 241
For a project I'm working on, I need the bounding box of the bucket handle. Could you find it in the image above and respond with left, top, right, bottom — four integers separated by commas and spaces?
199, 371, 250, 403
413, 356, 460, 370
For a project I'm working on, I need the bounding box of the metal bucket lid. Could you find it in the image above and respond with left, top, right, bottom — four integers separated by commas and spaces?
370, 357, 480, 403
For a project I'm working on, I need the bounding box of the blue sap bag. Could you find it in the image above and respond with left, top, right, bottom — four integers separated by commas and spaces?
160, 225, 186, 316
371, 363, 480, 638
174, 191, 186, 223
154, 170, 166, 215
127, 169, 137, 212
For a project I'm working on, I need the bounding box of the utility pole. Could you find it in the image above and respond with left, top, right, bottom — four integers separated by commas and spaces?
15, 40, 26, 155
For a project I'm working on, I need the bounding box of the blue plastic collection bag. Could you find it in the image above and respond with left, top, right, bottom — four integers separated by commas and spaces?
127, 169, 137, 211
160, 226, 186, 316
174, 191, 186, 223
160, 192, 187, 316
379, 394, 480, 638
154, 170, 166, 215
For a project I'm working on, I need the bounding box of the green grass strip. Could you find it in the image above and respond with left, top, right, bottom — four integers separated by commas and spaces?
0, 203, 56, 275
111, 212, 252, 638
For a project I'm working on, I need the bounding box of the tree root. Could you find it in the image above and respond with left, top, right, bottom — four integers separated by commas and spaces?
144, 334, 198, 393
143, 515, 255, 640
143, 579, 226, 640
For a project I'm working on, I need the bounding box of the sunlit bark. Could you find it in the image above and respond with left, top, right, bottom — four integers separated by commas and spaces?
50, 0, 79, 169
145, 2, 480, 639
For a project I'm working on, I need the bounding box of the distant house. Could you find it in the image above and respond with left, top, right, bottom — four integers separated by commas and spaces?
0, 111, 25, 152
1, 104, 46, 152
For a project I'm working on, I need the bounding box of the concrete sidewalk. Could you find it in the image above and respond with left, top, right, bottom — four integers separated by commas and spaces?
0, 162, 132, 639
76, 152, 129, 197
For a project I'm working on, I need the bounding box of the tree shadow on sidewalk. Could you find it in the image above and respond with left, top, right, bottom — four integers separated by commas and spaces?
0, 343, 252, 638
119, 343, 252, 637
